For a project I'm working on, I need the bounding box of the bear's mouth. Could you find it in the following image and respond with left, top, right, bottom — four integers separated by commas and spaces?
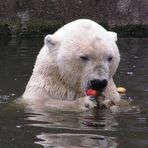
83, 79, 107, 100
85, 88, 105, 98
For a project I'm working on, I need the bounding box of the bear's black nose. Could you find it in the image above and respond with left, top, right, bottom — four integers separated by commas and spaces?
89, 79, 108, 91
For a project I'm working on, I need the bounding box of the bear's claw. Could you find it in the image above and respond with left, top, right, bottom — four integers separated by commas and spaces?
82, 96, 97, 111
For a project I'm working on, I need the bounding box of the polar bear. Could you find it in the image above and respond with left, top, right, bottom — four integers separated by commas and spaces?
22, 19, 121, 111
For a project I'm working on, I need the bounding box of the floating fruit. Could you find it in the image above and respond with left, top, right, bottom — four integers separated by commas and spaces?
117, 87, 126, 93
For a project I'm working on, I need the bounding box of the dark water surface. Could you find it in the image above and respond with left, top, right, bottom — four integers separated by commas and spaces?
0, 38, 147, 148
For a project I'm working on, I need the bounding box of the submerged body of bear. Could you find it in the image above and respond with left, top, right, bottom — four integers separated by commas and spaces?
23, 19, 121, 111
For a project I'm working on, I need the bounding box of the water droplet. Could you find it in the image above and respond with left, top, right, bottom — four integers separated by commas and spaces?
127, 72, 134, 75
10, 93, 15, 97
16, 125, 21, 128
128, 97, 133, 102
133, 56, 139, 59
132, 65, 136, 68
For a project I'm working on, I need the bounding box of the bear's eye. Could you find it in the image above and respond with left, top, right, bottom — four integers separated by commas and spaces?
80, 55, 90, 61
108, 56, 113, 62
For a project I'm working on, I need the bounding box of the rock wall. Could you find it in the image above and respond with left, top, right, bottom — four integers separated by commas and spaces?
0, 0, 147, 37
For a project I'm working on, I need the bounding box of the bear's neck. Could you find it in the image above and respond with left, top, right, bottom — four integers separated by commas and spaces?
30, 55, 84, 101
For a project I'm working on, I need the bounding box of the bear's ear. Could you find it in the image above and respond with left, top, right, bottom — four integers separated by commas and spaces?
108, 31, 117, 42
44, 34, 58, 49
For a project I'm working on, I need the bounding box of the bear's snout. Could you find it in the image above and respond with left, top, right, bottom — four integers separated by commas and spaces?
88, 79, 108, 91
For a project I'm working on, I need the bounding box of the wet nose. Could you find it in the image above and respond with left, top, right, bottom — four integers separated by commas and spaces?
90, 79, 108, 91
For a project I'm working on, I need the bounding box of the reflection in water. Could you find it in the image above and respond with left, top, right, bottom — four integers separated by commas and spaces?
25, 107, 118, 148
24, 104, 140, 148
25, 109, 118, 131
36, 133, 117, 148
0, 38, 148, 148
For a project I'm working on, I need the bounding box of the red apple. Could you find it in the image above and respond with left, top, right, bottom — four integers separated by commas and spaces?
86, 89, 98, 96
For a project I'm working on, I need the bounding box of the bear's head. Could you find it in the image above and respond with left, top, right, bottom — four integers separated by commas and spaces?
44, 19, 120, 94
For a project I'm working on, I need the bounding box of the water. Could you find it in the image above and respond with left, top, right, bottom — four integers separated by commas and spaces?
0, 37, 147, 148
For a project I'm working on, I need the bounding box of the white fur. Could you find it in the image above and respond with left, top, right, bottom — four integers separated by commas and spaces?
22, 19, 121, 111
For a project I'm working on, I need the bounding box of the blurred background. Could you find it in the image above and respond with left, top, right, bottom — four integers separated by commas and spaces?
0, 0, 147, 38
